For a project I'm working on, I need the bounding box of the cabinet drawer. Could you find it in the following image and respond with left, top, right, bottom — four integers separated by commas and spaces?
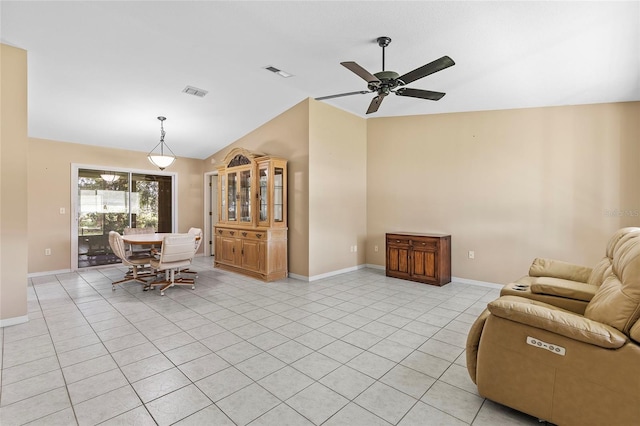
215, 228, 266, 241
216, 229, 238, 238
387, 236, 411, 247
411, 239, 437, 250
239, 231, 266, 241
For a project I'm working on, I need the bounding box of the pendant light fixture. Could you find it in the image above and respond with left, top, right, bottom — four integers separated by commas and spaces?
147, 116, 176, 170
100, 172, 120, 183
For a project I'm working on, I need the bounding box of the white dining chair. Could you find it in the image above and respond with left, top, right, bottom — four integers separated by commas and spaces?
108, 231, 155, 290
177, 227, 203, 278
148, 234, 196, 296
123, 226, 155, 257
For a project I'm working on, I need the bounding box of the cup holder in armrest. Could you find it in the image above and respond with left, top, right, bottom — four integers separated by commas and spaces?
512, 284, 529, 291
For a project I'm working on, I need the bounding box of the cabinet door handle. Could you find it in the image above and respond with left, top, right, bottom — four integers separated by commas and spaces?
242, 232, 247, 237
217, 230, 222, 234
230, 231, 235, 236
241, 249, 244, 256
256, 234, 262, 239
232, 247, 235, 253
396, 240, 401, 243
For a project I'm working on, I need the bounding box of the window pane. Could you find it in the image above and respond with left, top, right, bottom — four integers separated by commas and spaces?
77, 169, 173, 268
240, 170, 251, 222
274, 168, 284, 222
259, 167, 268, 222
131, 173, 172, 232
228, 172, 237, 221
78, 169, 129, 267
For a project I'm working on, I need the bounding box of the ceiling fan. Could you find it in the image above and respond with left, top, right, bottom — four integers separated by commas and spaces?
316, 36, 455, 114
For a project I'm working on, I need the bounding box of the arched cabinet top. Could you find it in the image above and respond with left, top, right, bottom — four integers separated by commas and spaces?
222, 147, 265, 168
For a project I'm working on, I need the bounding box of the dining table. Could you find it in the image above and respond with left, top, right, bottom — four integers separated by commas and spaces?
121, 232, 200, 245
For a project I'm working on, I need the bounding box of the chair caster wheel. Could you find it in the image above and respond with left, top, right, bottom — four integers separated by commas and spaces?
191, 286, 195, 290
160, 292, 165, 296
112, 287, 116, 291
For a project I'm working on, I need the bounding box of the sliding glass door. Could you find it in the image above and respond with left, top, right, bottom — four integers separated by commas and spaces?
74, 167, 174, 269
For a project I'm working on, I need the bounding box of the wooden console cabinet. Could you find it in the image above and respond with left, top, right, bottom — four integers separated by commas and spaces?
386, 232, 451, 286
214, 148, 287, 281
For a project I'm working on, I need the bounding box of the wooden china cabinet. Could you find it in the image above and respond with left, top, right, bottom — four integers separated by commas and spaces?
214, 148, 288, 281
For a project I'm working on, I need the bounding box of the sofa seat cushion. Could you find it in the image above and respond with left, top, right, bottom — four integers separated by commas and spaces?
488, 296, 628, 349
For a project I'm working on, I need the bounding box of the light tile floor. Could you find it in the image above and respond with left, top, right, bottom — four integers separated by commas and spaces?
0, 258, 545, 425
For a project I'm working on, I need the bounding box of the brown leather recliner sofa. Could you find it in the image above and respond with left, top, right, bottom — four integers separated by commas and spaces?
466, 230, 640, 426
501, 227, 640, 314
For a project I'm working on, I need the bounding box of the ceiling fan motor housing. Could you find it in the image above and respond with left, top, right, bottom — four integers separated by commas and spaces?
369, 70, 402, 93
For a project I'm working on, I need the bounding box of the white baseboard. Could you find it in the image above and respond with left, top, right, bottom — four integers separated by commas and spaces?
287, 272, 308, 281
365, 263, 385, 271
0, 314, 29, 328
289, 264, 369, 282
28, 268, 72, 278
366, 265, 502, 289
452, 276, 503, 289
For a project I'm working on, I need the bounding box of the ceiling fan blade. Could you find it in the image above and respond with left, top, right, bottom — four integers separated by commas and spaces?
315, 90, 371, 101
398, 56, 455, 85
341, 61, 380, 84
366, 94, 386, 114
395, 87, 446, 101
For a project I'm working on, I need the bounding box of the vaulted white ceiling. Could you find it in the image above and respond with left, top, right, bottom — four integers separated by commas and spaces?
1, 1, 638, 159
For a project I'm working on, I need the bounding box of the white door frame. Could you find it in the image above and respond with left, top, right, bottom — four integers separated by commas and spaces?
71, 163, 178, 271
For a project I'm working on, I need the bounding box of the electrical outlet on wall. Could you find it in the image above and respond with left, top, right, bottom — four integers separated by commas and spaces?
468, 250, 475, 259
374, 245, 379, 252
45, 248, 51, 256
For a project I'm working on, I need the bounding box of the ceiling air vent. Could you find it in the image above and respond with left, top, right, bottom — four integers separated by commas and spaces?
182, 86, 208, 98
264, 65, 293, 78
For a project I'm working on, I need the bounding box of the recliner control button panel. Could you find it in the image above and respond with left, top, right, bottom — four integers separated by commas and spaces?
526, 336, 565, 355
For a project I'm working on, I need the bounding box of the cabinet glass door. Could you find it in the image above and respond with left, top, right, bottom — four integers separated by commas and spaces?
274, 167, 284, 222
239, 169, 251, 223
227, 172, 237, 222
259, 166, 268, 223
220, 174, 227, 221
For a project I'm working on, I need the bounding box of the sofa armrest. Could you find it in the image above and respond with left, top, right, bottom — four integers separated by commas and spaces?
487, 296, 628, 349
530, 277, 597, 302
465, 309, 490, 384
529, 258, 592, 282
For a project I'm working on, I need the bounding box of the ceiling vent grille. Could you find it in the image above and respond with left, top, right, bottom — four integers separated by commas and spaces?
264, 66, 293, 78
182, 86, 208, 97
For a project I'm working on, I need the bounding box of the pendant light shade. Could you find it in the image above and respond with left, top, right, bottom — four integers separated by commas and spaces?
147, 116, 176, 170
100, 172, 120, 183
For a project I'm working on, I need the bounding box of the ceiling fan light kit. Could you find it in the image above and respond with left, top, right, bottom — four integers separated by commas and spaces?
317, 36, 455, 114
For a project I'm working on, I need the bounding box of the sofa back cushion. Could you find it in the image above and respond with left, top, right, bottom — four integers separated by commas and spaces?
630, 320, 640, 344
587, 227, 640, 286
585, 237, 640, 334
586, 258, 612, 286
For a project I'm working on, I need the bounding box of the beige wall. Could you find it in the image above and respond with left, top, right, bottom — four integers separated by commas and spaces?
1, 44, 29, 322
366, 102, 640, 284
28, 138, 205, 274
205, 100, 311, 277
309, 100, 367, 277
